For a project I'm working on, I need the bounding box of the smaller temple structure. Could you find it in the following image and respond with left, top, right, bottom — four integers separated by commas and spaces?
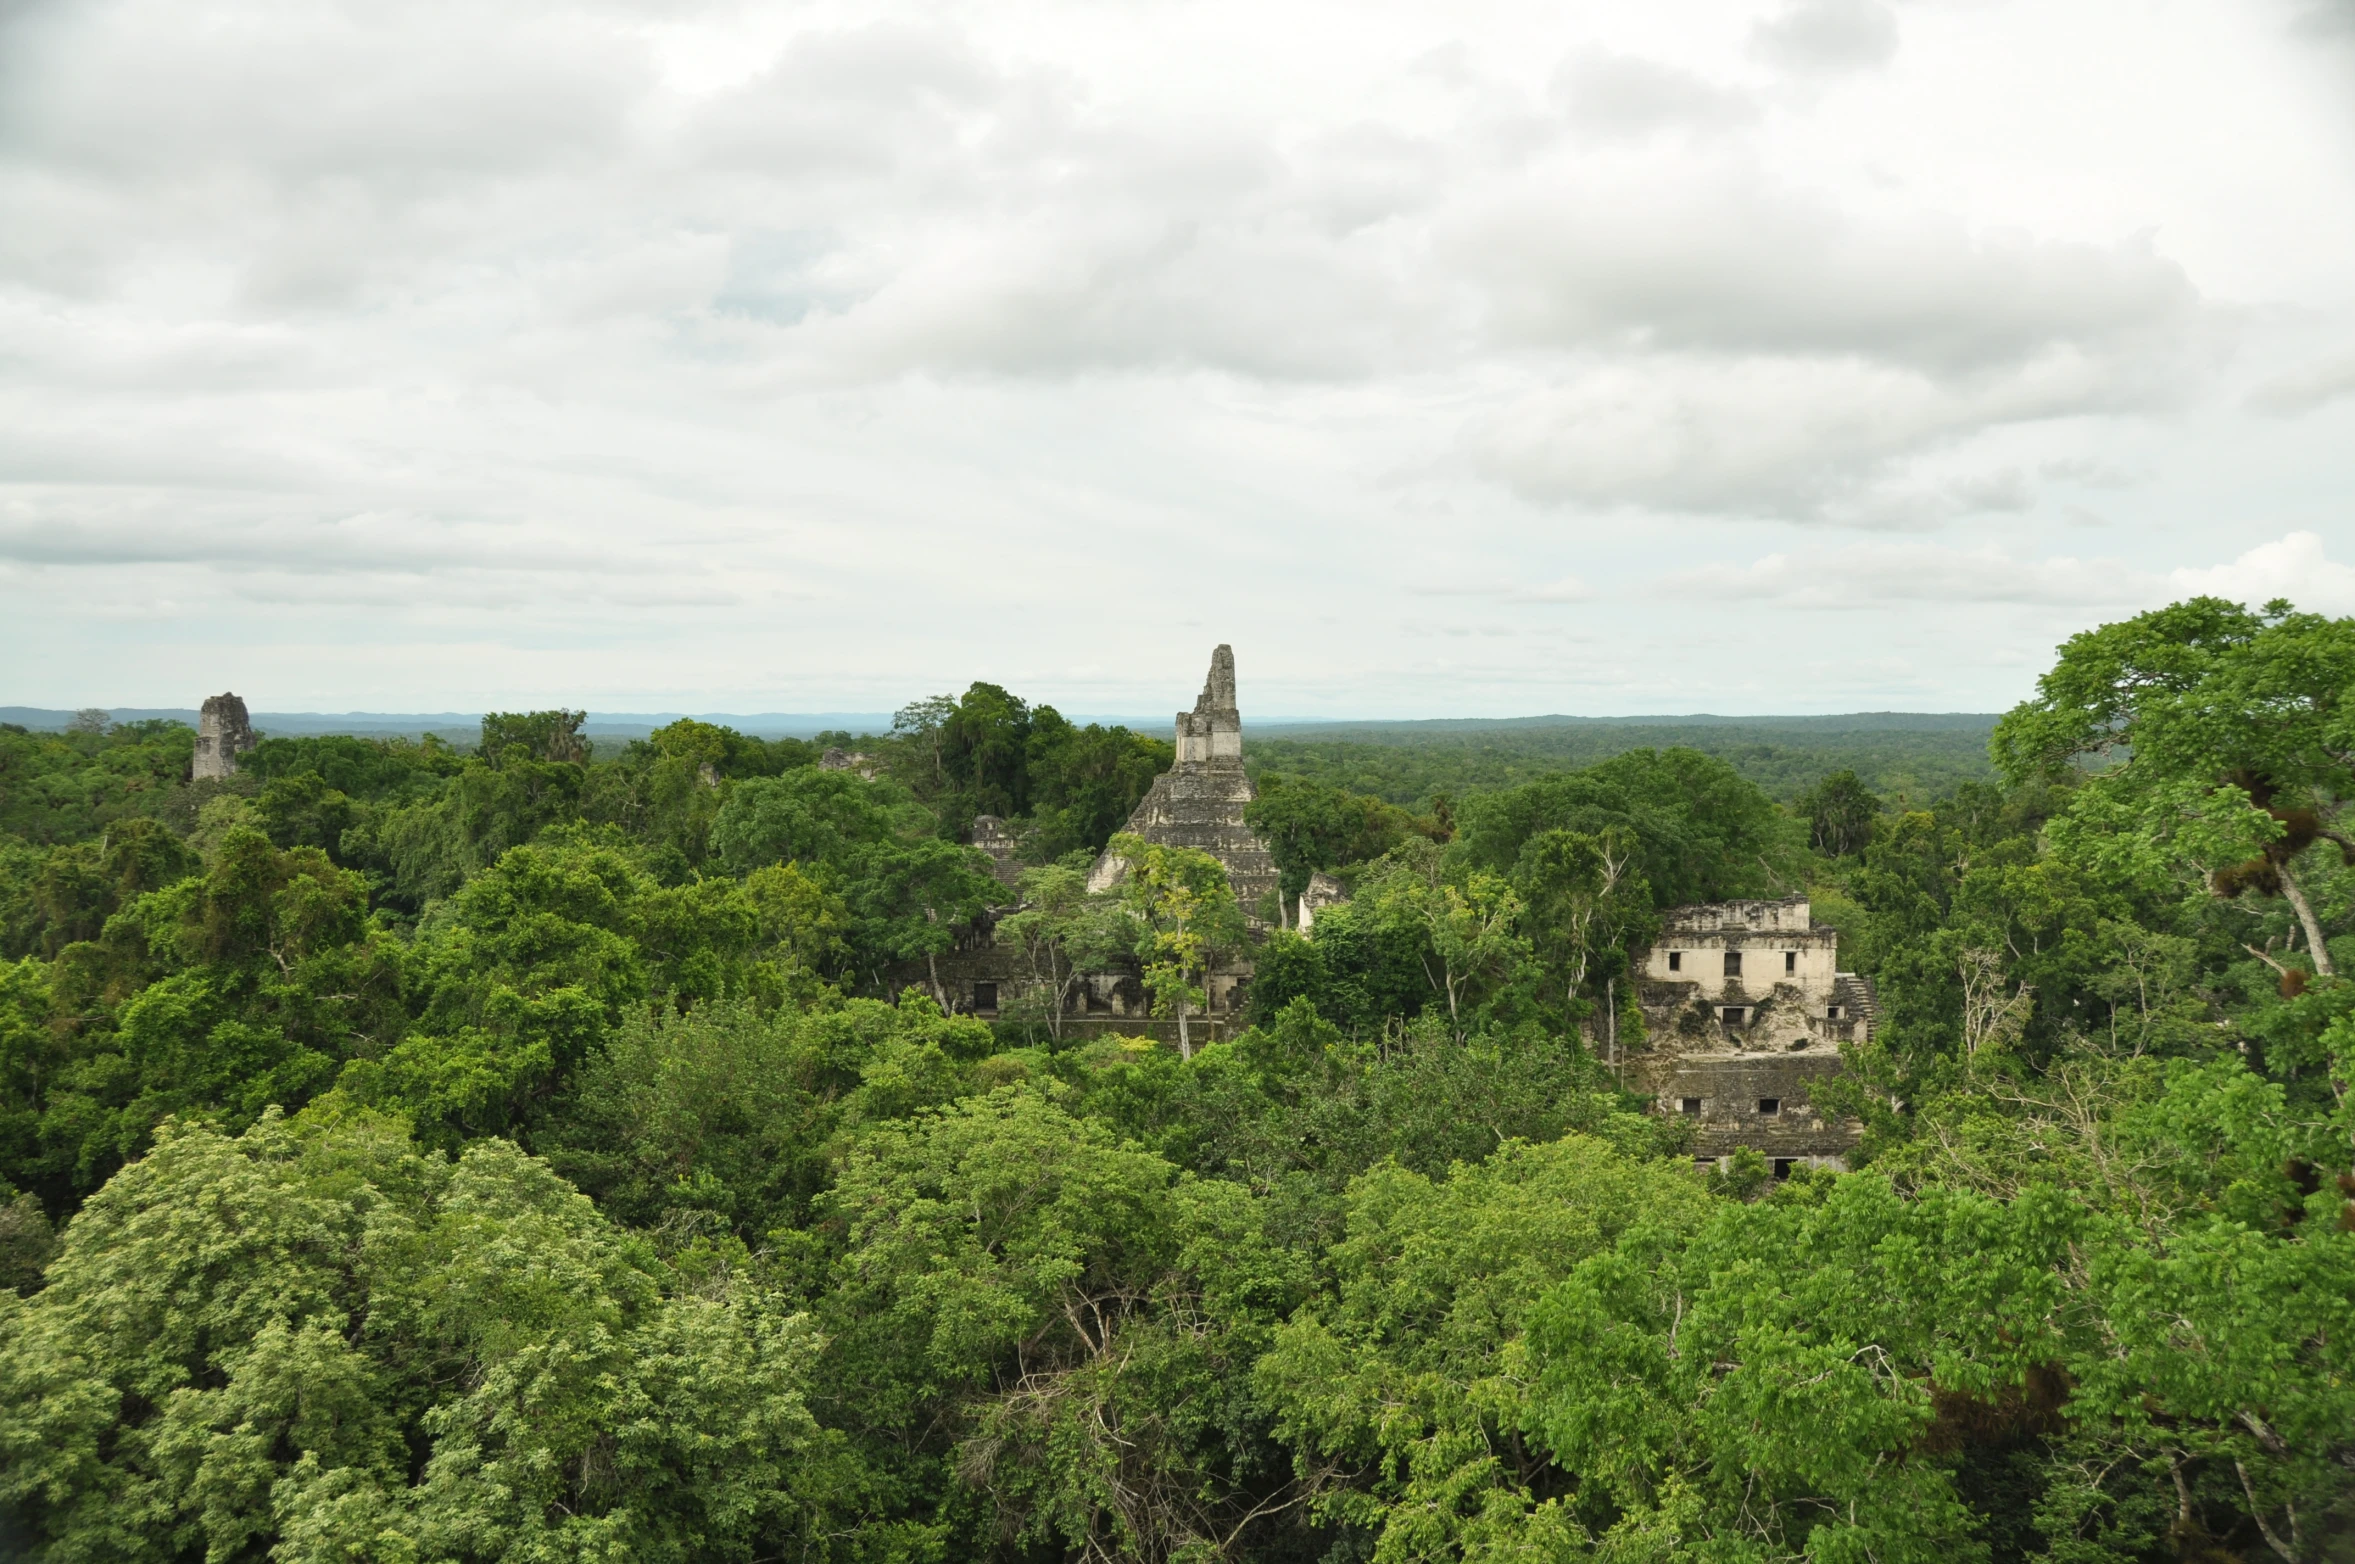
969, 814, 1024, 889
191, 692, 256, 780
1622, 894, 1876, 1175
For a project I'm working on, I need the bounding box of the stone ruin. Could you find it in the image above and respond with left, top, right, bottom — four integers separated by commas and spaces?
191, 692, 256, 780
1087, 644, 1281, 920
1621, 894, 1877, 1175
969, 814, 1024, 889
907, 644, 1286, 1042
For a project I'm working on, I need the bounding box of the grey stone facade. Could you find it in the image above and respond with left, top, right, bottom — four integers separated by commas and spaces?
1087, 644, 1281, 922
912, 646, 1282, 1038
191, 692, 256, 780
1297, 871, 1348, 930
970, 814, 1024, 889
1622, 894, 1875, 1173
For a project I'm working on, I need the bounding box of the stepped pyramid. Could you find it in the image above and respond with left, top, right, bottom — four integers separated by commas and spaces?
1088, 645, 1281, 917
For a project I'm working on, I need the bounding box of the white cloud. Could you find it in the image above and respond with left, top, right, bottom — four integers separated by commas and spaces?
2247, 352, 2355, 416
0, 0, 2347, 712
1748, 0, 1900, 74
1457, 347, 2148, 521
1666, 540, 2149, 608
1666, 532, 2355, 620
2168, 531, 2355, 615
1551, 50, 1758, 138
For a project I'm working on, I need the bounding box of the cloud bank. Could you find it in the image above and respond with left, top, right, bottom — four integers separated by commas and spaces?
0, 0, 2349, 714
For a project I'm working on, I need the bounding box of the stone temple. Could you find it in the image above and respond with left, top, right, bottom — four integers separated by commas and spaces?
1622, 894, 1876, 1174
1087, 644, 1281, 921
191, 692, 256, 780
918, 650, 1875, 1170
923, 644, 1286, 1039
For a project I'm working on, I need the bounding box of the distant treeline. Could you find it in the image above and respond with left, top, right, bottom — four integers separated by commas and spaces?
1250, 715, 1999, 806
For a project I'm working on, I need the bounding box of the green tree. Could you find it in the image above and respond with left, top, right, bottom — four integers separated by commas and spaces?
1244, 775, 1432, 917
1511, 826, 1654, 1043
849, 836, 1005, 1007
1527, 1068, 2355, 1564
712, 772, 997, 994
819, 1086, 1308, 1562
1358, 843, 1531, 1042
0, 1110, 826, 1563
0, 720, 199, 848
711, 768, 910, 875
1453, 747, 1793, 910
888, 694, 958, 798
1255, 1133, 1710, 1560
993, 861, 1132, 1042
1798, 766, 1881, 856
1023, 711, 1172, 859
939, 681, 1032, 823
1994, 597, 2355, 976
539, 999, 836, 1243
17, 827, 403, 1203
1107, 833, 1246, 1058
478, 707, 588, 766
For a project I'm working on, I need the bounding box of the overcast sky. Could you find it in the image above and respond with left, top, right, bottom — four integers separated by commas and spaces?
3, 0, 2352, 719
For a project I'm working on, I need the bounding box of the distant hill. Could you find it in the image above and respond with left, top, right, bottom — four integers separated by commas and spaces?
1253, 711, 1999, 737
1246, 712, 2002, 805
1, 705, 2003, 802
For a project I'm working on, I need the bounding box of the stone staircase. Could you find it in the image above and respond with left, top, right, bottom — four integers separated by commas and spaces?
1834, 971, 1881, 1038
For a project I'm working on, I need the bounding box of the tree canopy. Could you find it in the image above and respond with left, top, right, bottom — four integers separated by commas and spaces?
1, 609, 2351, 1564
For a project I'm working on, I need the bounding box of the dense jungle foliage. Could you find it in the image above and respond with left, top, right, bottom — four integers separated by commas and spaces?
1248, 713, 1999, 807
0, 600, 2350, 1564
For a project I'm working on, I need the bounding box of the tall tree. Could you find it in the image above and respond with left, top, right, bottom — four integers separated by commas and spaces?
992, 863, 1133, 1042
1359, 842, 1531, 1042
1994, 597, 2355, 976
1106, 833, 1245, 1058
1799, 767, 1881, 857
1511, 826, 1654, 1047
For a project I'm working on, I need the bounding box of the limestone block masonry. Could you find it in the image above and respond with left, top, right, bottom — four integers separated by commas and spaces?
1087, 644, 1282, 921
1623, 894, 1875, 1173
191, 692, 257, 781
914, 643, 1284, 1040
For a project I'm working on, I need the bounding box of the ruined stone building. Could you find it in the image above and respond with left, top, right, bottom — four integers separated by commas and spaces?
917, 646, 1286, 1038
917, 660, 1879, 1158
191, 692, 256, 780
1622, 894, 1876, 1175
1087, 644, 1281, 920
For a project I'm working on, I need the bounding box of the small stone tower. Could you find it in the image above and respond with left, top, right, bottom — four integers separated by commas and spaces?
192, 692, 256, 780
1174, 644, 1243, 764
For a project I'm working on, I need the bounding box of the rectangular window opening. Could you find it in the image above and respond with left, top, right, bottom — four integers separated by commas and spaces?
1679, 1097, 1702, 1115
973, 981, 998, 1013
1772, 1158, 1797, 1181
1785, 951, 1797, 974
1695, 1157, 1716, 1173
1721, 1006, 1746, 1026
1723, 951, 1742, 977
1667, 951, 1682, 972
1828, 1004, 1841, 1020
1757, 1097, 1781, 1115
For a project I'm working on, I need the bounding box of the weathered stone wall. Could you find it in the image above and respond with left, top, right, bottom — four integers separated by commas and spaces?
1088, 644, 1281, 918
914, 925, 1253, 1041
1297, 871, 1348, 930
191, 692, 256, 781
970, 814, 1023, 889
1623, 895, 1872, 1167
